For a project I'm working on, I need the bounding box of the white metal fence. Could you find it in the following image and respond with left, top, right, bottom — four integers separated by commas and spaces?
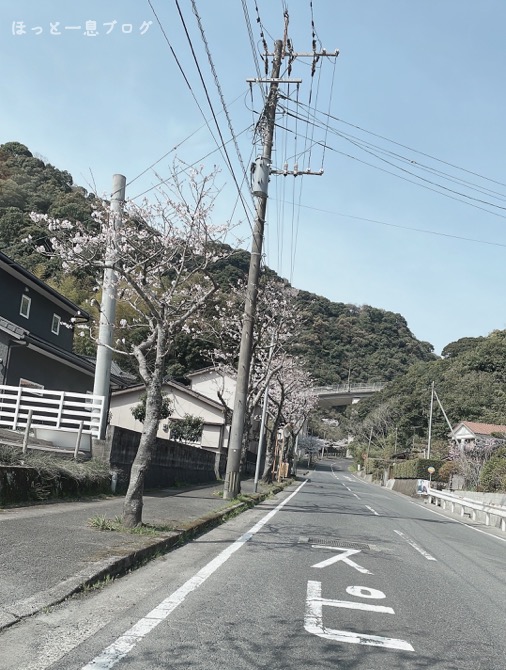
427, 487, 506, 532
0, 384, 105, 440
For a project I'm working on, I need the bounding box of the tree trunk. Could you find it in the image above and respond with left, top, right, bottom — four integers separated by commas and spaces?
261, 430, 277, 483
122, 422, 158, 526
123, 341, 165, 527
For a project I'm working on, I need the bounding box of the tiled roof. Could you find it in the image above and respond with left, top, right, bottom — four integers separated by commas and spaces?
459, 421, 506, 436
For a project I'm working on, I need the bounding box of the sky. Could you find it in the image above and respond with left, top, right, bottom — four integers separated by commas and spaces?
2, 1, 506, 356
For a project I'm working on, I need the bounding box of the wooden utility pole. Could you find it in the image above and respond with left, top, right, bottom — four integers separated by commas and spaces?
223, 38, 339, 500
223, 40, 284, 499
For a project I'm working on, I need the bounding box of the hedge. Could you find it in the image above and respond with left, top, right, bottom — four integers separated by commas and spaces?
392, 458, 444, 480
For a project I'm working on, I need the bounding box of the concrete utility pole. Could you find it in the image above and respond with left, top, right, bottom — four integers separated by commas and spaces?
223, 40, 284, 499
93, 174, 126, 439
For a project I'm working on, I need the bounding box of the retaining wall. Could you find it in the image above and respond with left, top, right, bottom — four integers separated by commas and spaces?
0, 465, 110, 505
106, 425, 227, 490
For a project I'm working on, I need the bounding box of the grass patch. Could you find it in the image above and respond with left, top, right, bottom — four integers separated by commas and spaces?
87, 514, 176, 536
0, 445, 110, 482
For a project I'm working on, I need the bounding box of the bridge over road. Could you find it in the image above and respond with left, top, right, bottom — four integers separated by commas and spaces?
313, 382, 386, 408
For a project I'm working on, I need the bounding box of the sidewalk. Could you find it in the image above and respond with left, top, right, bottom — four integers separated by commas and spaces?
0, 477, 291, 631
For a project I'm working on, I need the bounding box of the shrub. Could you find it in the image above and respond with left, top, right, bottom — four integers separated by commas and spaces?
392, 458, 444, 480
479, 450, 506, 492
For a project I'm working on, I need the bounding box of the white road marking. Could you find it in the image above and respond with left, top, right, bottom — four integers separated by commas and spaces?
344, 476, 353, 481
365, 505, 379, 516
81, 481, 307, 670
311, 546, 373, 574
412, 500, 506, 544
304, 581, 414, 651
346, 585, 386, 599
344, 486, 351, 491
394, 530, 437, 561
353, 493, 360, 499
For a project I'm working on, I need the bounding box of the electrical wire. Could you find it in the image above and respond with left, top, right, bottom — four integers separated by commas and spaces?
130, 125, 253, 201
281, 200, 506, 249
294, 100, 506, 191
126, 91, 248, 188
174, 0, 254, 231
281, 106, 506, 219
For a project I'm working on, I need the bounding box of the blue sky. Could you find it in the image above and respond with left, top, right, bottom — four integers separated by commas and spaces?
2, 1, 506, 356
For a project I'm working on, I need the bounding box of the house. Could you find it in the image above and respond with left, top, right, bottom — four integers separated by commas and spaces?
450, 421, 506, 449
187, 366, 261, 456
109, 380, 230, 455
186, 366, 236, 411
0, 250, 96, 391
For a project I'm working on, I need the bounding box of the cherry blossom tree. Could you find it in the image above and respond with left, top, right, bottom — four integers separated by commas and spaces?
262, 353, 318, 481
30, 166, 236, 526
199, 276, 301, 468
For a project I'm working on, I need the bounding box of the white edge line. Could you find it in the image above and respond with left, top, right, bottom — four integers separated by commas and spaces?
394, 530, 436, 561
412, 500, 506, 544
82, 481, 307, 670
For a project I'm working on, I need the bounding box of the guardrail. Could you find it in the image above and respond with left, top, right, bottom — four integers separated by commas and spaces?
426, 487, 506, 532
0, 384, 105, 442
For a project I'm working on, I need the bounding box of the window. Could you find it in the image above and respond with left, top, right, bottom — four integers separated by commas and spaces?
20, 294, 31, 318
51, 314, 61, 335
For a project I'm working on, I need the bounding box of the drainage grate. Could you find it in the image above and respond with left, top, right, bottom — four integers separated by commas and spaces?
299, 536, 371, 551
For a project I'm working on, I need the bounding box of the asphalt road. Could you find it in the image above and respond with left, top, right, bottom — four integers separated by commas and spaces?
1, 459, 505, 670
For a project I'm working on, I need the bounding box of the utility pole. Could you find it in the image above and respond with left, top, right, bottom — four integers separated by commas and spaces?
427, 381, 434, 459
93, 174, 126, 439
222, 40, 284, 499
222, 37, 339, 500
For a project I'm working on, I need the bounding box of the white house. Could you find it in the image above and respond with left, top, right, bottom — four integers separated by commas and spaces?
450, 421, 506, 449
186, 366, 236, 409
109, 380, 230, 455
187, 366, 261, 457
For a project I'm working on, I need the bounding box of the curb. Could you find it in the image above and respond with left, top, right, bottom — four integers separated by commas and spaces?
0, 479, 293, 632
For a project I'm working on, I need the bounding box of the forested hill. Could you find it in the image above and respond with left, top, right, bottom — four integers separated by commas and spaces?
291, 292, 435, 386
0, 141, 436, 386
0, 141, 96, 277
348, 330, 506, 446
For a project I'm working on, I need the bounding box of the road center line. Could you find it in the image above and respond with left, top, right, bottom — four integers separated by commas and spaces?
353, 493, 360, 499
394, 530, 437, 561
81, 481, 307, 670
365, 505, 379, 516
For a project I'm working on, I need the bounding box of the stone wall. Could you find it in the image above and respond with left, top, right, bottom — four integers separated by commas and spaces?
0, 465, 110, 505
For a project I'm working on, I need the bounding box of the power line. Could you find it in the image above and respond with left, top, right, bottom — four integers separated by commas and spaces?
279, 107, 506, 220
282, 200, 506, 249
173, 0, 254, 230
295, 100, 506, 191
190, 0, 252, 195
127, 91, 248, 188
130, 125, 252, 201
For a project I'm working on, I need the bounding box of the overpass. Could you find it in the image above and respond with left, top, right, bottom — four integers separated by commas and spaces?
313, 382, 386, 408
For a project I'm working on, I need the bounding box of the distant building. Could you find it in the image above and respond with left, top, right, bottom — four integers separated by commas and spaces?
450, 421, 506, 449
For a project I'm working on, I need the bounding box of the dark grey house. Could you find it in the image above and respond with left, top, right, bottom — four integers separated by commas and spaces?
0, 250, 123, 392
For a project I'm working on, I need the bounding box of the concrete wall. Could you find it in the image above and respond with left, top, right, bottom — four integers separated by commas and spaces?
106, 425, 225, 489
